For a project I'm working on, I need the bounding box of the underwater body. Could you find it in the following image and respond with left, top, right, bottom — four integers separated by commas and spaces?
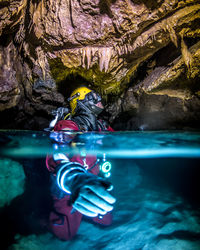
0, 130, 200, 249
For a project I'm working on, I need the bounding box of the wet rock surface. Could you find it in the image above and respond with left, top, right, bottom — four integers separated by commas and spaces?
0, 0, 200, 129
0, 158, 25, 207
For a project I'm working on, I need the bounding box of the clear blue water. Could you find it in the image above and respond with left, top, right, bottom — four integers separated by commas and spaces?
1, 130, 200, 158
0, 130, 200, 249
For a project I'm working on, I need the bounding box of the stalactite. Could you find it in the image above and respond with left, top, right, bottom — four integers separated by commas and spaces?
36, 46, 47, 80
99, 48, 105, 71
101, 47, 113, 72
80, 46, 113, 72
181, 36, 193, 72
115, 46, 121, 56
91, 47, 97, 57
104, 47, 112, 72
81, 48, 86, 68
85, 47, 91, 69
165, 22, 178, 48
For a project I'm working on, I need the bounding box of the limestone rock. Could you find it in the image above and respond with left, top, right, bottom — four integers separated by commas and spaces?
0, 0, 200, 129
0, 158, 25, 207
10, 159, 200, 249
0, 43, 21, 111
111, 41, 200, 130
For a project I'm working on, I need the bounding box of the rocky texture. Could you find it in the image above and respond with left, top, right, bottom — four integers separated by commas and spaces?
9, 159, 200, 249
0, 0, 200, 129
111, 40, 200, 130
0, 43, 21, 111
0, 158, 25, 207
0, 132, 200, 248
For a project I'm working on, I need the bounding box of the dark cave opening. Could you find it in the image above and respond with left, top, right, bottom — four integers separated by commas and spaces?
56, 73, 92, 101
129, 36, 200, 89
132, 0, 164, 10
129, 41, 182, 87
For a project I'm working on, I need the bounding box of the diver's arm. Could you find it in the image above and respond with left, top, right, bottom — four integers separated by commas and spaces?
56, 160, 87, 194
47, 119, 116, 217
56, 160, 116, 217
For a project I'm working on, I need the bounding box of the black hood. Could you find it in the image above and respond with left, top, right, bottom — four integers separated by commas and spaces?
72, 100, 105, 131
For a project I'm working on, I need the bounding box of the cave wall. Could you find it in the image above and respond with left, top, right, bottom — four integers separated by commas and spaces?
0, 0, 200, 130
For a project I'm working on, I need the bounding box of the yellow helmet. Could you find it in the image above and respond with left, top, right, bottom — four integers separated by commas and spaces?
69, 87, 92, 115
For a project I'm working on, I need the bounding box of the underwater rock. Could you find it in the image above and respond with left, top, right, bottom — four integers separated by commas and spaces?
0, 0, 200, 129
10, 160, 200, 249
0, 158, 25, 207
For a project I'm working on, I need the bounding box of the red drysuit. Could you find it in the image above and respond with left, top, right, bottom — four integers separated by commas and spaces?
46, 119, 114, 240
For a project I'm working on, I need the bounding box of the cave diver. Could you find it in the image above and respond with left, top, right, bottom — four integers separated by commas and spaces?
46, 86, 116, 240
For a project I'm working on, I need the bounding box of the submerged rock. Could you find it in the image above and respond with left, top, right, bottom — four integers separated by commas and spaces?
0, 158, 25, 207
9, 160, 200, 249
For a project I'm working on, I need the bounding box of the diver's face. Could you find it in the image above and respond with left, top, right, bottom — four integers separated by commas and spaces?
96, 101, 104, 109
92, 92, 104, 109
83, 91, 104, 115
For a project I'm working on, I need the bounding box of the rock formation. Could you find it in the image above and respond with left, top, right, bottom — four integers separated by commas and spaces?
0, 158, 25, 207
0, 0, 200, 129
7, 159, 200, 249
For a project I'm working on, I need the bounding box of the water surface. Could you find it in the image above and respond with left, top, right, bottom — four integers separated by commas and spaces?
0, 130, 200, 250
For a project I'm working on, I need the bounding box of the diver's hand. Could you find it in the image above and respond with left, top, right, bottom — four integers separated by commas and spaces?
70, 174, 116, 217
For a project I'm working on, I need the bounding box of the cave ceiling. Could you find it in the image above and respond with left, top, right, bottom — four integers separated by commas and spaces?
0, 0, 200, 129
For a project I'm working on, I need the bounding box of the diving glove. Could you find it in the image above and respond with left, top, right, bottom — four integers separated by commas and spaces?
70, 173, 116, 217
56, 162, 116, 217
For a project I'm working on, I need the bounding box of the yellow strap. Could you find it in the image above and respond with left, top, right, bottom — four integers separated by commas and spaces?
64, 113, 71, 120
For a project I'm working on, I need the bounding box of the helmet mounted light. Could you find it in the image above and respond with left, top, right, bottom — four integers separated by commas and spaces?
69, 87, 103, 116
67, 92, 80, 102
69, 87, 92, 115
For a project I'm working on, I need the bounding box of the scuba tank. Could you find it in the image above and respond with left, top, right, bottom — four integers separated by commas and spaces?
48, 107, 70, 130
47, 92, 80, 131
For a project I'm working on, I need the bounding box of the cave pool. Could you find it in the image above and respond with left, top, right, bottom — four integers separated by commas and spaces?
0, 130, 200, 249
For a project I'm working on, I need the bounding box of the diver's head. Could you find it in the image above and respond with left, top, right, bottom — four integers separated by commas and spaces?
69, 86, 104, 116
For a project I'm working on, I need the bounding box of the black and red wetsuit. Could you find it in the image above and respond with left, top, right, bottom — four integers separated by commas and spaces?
46, 119, 113, 240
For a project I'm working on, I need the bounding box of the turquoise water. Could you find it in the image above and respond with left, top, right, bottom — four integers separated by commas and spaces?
0, 130, 200, 249
1, 130, 200, 158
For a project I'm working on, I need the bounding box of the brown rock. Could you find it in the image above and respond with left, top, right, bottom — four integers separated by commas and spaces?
0, 43, 21, 111
0, 0, 200, 129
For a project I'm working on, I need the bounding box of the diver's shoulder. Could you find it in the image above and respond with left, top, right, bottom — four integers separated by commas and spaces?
54, 119, 79, 131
